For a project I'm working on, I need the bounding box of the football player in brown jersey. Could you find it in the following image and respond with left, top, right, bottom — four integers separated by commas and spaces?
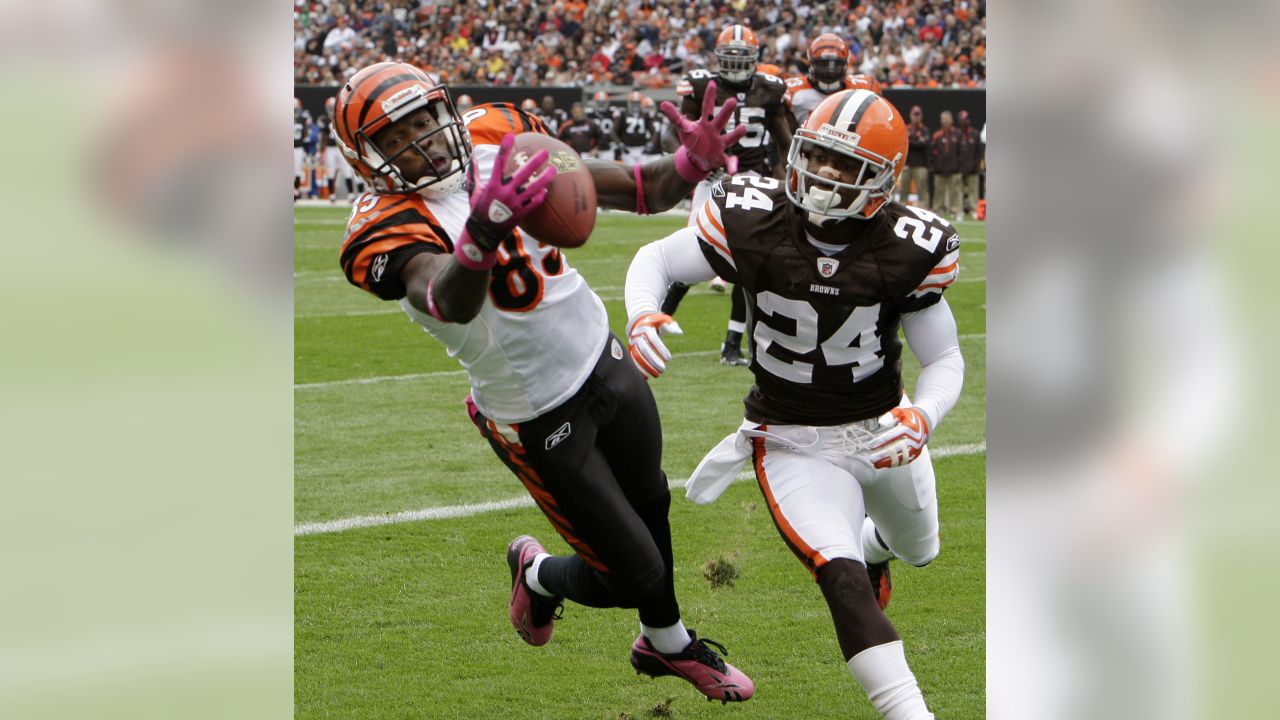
661, 24, 797, 366
625, 89, 965, 719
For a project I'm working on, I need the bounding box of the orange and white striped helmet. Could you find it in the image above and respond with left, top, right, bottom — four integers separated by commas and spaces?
627, 90, 643, 111
520, 97, 538, 112
640, 96, 655, 111
715, 25, 759, 84
806, 33, 850, 93
785, 89, 906, 222
455, 94, 474, 111
331, 61, 471, 197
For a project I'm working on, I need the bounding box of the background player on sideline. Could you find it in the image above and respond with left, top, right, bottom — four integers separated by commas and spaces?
660, 24, 794, 366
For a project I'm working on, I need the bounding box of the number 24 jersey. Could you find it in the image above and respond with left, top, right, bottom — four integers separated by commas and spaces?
692, 176, 960, 426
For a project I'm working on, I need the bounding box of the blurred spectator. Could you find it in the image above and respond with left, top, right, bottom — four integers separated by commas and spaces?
930, 109, 963, 219
956, 110, 984, 219
293, 0, 986, 89
902, 105, 931, 207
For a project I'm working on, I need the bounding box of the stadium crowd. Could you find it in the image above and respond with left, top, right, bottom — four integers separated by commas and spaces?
294, 0, 986, 89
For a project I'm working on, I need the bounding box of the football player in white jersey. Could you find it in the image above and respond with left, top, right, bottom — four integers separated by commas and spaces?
332, 62, 755, 704
625, 90, 965, 719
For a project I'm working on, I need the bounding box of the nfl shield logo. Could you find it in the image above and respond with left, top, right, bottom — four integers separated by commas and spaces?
817, 258, 840, 278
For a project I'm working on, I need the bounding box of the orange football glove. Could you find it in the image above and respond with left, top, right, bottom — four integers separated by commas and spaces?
627, 312, 683, 379
868, 407, 931, 469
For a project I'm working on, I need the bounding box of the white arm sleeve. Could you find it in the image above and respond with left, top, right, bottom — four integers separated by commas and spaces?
901, 297, 965, 430
624, 226, 720, 327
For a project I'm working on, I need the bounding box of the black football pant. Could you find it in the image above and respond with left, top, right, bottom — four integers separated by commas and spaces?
473, 335, 681, 628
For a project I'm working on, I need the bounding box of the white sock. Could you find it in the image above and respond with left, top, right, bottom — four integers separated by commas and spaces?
640, 620, 693, 655
847, 641, 934, 720
862, 521, 894, 565
726, 320, 747, 334
525, 553, 555, 597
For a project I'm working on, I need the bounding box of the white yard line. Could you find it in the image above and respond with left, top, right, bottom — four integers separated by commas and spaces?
295, 350, 723, 390
295, 442, 985, 536
295, 336, 986, 390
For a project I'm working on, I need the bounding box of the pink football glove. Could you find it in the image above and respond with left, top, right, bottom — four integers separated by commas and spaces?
659, 80, 749, 183
867, 407, 931, 469
465, 134, 557, 251
627, 312, 683, 379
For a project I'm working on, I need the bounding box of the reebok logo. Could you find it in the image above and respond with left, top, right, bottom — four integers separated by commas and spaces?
371, 253, 388, 282
545, 422, 571, 450
488, 200, 513, 225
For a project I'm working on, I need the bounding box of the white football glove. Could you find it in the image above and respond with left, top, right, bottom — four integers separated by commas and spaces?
867, 406, 932, 469
627, 312, 683, 379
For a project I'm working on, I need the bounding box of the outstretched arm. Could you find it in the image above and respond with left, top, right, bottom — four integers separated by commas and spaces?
589, 81, 747, 214
402, 136, 556, 323
623, 226, 721, 377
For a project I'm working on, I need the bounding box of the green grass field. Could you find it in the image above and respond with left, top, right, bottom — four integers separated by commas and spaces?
295, 206, 986, 719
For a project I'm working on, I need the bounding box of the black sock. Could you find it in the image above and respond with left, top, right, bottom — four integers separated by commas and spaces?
535, 555, 618, 609
660, 282, 690, 316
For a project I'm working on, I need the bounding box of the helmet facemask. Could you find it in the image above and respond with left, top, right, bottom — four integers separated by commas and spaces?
809, 56, 847, 93
342, 83, 473, 199
715, 44, 758, 85
785, 126, 900, 225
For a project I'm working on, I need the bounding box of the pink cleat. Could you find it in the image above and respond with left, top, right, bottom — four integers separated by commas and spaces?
506, 535, 561, 646
630, 631, 755, 703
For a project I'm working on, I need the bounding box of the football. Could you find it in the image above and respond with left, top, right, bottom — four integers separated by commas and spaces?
503, 132, 597, 248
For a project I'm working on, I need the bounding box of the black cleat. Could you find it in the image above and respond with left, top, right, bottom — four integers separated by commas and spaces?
719, 344, 749, 367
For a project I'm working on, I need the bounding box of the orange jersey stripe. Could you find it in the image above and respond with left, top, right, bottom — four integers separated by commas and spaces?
466, 103, 549, 146
696, 218, 732, 259
927, 261, 959, 276
348, 237, 421, 288
702, 203, 726, 236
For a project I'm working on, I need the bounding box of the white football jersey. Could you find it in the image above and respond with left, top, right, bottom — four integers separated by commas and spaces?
400, 143, 609, 424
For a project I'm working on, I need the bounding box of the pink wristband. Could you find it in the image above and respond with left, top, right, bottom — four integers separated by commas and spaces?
674, 145, 709, 183
633, 164, 649, 215
425, 276, 450, 323
452, 229, 497, 271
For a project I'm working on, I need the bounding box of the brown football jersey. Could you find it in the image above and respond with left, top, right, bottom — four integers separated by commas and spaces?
676, 69, 787, 176
691, 177, 960, 425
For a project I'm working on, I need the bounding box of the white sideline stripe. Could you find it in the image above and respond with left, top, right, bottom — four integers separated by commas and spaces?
294, 350, 723, 390
295, 442, 985, 536
294, 336, 987, 390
